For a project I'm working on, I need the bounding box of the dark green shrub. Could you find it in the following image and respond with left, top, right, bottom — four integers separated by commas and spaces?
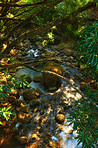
69, 86, 98, 148
75, 21, 98, 80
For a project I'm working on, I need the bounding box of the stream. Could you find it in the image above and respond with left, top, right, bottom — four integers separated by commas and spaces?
2, 41, 87, 148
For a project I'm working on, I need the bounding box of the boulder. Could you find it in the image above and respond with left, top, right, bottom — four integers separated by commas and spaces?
33, 75, 43, 82
55, 114, 65, 124
43, 61, 63, 87
23, 88, 37, 101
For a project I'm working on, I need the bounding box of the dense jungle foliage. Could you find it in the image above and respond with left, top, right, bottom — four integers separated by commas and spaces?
0, 0, 98, 147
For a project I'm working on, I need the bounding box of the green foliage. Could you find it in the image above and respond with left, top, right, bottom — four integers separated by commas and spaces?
15, 75, 29, 89
69, 87, 98, 148
75, 21, 98, 80
0, 106, 15, 125
0, 70, 14, 100
0, 69, 29, 124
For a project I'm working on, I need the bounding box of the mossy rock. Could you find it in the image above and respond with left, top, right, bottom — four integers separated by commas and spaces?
33, 75, 43, 82
23, 88, 37, 101
43, 61, 63, 87
29, 99, 40, 107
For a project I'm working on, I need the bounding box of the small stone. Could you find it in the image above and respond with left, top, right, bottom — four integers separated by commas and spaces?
16, 103, 29, 113
32, 107, 39, 113
40, 108, 44, 115
30, 99, 40, 107
18, 112, 32, 123
67, 129, 73, 134
42, 99, 48, 103
55, 114, 65, 124
36, 88, 43, 95
44, 103, 50, 109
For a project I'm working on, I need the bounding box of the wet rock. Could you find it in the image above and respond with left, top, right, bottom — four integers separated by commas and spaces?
15, 69, 27, 78
23, 88, 37, 101
44, 103, 51, 109
8, 96, 21, 106
32, 107, 39, 113
73, 75, 82, 82
43, 61, 63, 87
18, 111, 32, 123
29, 133, 39, 143
25, 140, 40, 148
42, 99, 48, 103
36, 88, 43, 95
44, 49, 55, 56
33, 75, 43, 82
67, 129, 73, 134
55, 114, 65, 124
40, 108, 44, 115
16, 135, 28, 144
30, 99, 40, 107
16, 103, 29, 113
64, 71, 71, 79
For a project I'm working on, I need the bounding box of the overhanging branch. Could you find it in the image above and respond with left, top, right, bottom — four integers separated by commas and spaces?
0, 2, 96, 60
0, 0, 47, 7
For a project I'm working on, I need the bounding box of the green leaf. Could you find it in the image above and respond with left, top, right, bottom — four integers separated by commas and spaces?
0, 121, 3, 125
6, 106, 12, 111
